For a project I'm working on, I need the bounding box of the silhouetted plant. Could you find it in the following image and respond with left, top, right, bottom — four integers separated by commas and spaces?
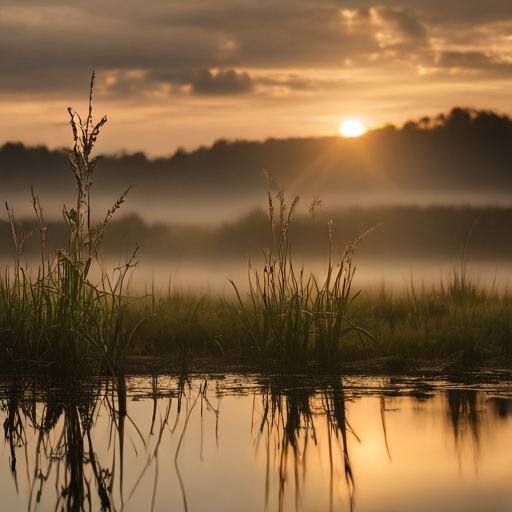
231, 169, 381, 366
0, 72, 139, 375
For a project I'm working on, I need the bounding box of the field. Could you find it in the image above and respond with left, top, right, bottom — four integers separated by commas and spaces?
2, 76, 511, 378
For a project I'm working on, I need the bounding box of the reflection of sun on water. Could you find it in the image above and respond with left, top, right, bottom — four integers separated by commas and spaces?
339, 119, 366, 137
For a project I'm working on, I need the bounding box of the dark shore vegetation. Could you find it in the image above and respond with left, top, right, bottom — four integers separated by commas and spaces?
130, 265, 512, 371
1, 75, 511, 377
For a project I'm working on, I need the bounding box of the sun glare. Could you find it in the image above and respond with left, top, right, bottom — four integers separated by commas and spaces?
339, 119, 366, 137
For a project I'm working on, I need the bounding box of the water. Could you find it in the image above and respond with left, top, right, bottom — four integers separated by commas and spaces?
1, 374, 511, 512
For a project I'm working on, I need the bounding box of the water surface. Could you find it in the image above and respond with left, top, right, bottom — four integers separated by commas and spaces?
1, 374, 511, 511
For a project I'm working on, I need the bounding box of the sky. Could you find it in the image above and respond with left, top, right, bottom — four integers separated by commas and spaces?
2, 0, 512, 157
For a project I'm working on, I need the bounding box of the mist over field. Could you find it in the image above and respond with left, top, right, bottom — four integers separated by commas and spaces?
2, 109, 512, 293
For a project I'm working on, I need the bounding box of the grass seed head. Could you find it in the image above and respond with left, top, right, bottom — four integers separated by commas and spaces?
309, 196, 322, 220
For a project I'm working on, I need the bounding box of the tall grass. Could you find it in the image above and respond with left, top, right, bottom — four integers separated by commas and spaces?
0, 72, 139, 375
349, 266, 512, 365
230, 169, 381, 366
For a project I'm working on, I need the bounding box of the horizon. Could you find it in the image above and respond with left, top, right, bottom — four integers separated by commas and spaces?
2, 103, 510, 160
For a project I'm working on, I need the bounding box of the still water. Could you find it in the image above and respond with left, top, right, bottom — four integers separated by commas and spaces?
1, 374, 511, 512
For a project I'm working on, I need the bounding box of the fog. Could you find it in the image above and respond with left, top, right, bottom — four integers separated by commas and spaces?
123, 258, 512, 297
5, 252, 510, 300
2, 108, 512, 295
5, 204, 512, 297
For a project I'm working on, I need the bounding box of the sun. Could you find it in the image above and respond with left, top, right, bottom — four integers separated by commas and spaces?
339, 119, 366, 137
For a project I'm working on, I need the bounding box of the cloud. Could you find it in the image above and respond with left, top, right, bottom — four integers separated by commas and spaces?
372, 6, 428, 41
256, 74, 352, 92
2, 0, 512, 132
337, 1, 512, 23
191, 69, 254, 95
433, 51, 512, 74
0, 2, 383, 96
410, 0, 512, 23
82, 68, 255, 100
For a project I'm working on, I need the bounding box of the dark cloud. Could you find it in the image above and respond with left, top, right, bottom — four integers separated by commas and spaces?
2, 0, 512, 101
98, 72, 167, 99
434, 51, 512, 74
420, 0, 512, 23
231, 6, 380, 67
148, 69, 196, 86
373, 6, 428, 41
0, 6, 224, 95
1, 2, 380, 96
333, 0, 512, 23
191, 69, 254, 95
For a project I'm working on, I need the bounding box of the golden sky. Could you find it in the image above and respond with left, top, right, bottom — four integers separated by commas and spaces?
2, 0, 512, 157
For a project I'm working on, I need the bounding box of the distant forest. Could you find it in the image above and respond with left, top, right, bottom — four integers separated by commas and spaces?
2, 205, 512, 264
1, 107, 512, 225
1, 107, 512, 265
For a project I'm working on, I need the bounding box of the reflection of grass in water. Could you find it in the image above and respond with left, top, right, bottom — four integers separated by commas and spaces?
253, 379, 359, 511
2, 376, 504, 511
1, 375, 216, 512
446, 389, 482, 469
0, 378, 110, 512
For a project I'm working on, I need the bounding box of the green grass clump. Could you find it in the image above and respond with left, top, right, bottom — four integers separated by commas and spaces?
131, 291, 234, 361
349, 274, 512, 364
0, 73, 139, 375
230, 169, 380, 367
346, 219, 512, 365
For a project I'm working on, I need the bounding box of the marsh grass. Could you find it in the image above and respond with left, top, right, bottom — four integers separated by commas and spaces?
132, 218, 512, 367
230, 169, 381, 366
349, 218, 512, 364
349, 268, 512, 364
0, 72, 139, 375
134, 290, 233, 362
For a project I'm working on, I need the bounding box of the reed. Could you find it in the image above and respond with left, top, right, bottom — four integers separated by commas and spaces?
230, 169, 381, 367
0, 72, 139, 375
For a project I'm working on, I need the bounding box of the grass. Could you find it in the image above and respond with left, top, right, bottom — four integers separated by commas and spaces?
351, 277, 512, 365
1, 75, 512, 375
0, 73, 140, 377
347, 220, 512, 365
229, 168, 380, 366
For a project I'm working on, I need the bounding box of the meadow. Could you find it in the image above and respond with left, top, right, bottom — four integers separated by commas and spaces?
1, 75, 511, 378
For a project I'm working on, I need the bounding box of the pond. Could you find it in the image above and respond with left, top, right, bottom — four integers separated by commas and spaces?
1, 373, 511, 512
